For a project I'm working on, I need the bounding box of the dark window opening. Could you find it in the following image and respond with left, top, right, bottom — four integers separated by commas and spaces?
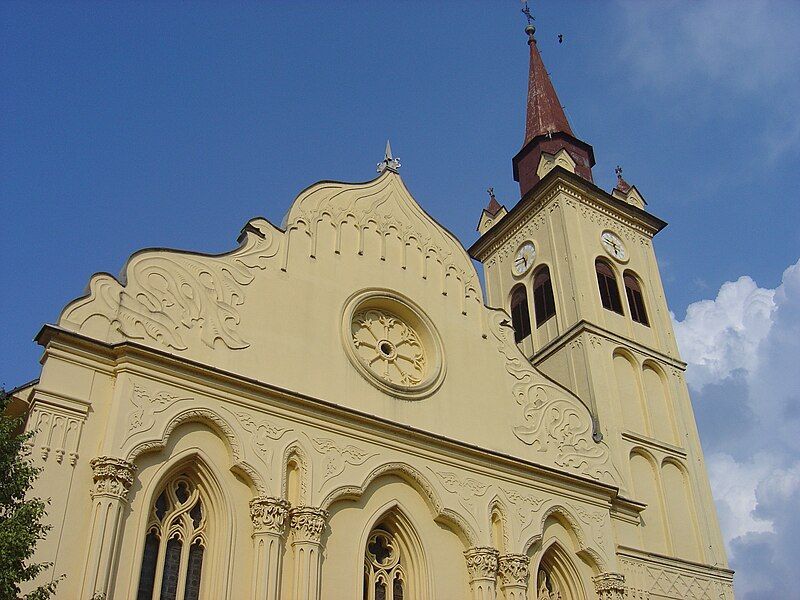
510, 285, 532, 343
596, 260, 624, 315
532, 266, 557, 327
624, 273, 649, 326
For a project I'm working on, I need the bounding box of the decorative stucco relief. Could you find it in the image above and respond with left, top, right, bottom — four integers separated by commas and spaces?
59, 217, 281, 351
487, 311, 621, 484
620, 556, 733, 600
501, 488, 546, 532
28, 406, 83, 466
432, 469, 490, 532
283, 174, 482, 312
569, 502, 611, 555
232, 411, 291, 466
124, 383, 191, 441
311, 437, 377, 487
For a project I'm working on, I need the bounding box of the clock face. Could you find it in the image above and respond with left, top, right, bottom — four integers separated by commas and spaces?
601, 231, 628, 262
512, 241, 536, 276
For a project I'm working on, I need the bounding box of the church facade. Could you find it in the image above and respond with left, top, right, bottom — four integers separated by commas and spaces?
12, 21, 734, 600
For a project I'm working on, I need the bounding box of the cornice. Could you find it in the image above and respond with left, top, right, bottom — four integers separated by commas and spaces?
529, 320, 687, 371
36, 324, 629, 504
621, 431, 687, 459
617, 545, 735, 579
468, 167, 667, 261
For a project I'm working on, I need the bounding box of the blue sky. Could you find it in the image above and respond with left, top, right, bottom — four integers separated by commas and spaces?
2, 2, 799, 596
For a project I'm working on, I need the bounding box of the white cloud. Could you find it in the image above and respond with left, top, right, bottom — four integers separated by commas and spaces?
673, 258, 800, 598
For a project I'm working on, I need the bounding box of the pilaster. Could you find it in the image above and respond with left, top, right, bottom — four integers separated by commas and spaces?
81, 456, 136, 600
250, 496, 291, 600
498, 554, 530, 600
464, 546, 499, 600
289, 506, 328, 600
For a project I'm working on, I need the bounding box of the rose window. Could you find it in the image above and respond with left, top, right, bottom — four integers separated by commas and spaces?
352, 309, 426, 387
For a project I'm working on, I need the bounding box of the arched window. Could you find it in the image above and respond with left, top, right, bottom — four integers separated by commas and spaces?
536, 568, 562, 600
532, 266, 556, 326
596, 259, 623, 315
363, 527, 405, 600
137, 474, 207, 600
624, 272, 649, 325
510, 285, 532, 343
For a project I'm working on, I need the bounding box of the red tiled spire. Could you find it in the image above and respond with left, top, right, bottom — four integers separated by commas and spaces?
512, 21, 595, 197
524, 29, 573, 144
484, 187, 503, 216
614, 165, 631, 193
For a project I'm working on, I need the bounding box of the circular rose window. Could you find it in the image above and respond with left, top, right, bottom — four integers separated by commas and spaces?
342, 290, 445, 400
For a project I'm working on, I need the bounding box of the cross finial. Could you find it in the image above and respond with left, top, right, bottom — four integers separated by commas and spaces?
377, 140, 401, 174
487, 187, 495, 200
521, 1, 536, 41
615, 165, 623, 179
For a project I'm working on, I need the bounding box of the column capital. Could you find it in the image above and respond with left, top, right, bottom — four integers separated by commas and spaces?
498, 553, 530, 587
89, 456, 136, 501
289, 506, 329, 544
250, 496, 291, 536
592, 572, 626, 600
464, 546, 499, 581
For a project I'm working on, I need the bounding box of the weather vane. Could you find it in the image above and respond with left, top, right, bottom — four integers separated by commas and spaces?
487, 187, 495, 200
521, 1, 534, 26
615, 165, 623, 179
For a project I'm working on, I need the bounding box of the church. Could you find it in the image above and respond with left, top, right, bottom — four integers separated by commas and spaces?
11, 16, 734, 600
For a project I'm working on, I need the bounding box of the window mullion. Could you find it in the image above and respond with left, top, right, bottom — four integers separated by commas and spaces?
174, 519, 192, 600
151, 527, 167, 600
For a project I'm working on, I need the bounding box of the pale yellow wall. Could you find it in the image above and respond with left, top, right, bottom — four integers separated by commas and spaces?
20, 169, 732, 600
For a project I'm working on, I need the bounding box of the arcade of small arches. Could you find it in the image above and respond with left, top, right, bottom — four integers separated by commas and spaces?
509, 258, 650, 350
81, 418, 627, 600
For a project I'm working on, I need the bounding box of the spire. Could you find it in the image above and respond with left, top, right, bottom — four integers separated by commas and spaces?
484, 187, 503, 216
523, 21, 573, 144
614, 165, 631, 193
377, 140, 401, 174
512, 4, 595, 197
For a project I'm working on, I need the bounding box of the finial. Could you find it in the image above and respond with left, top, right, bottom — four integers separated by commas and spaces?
377, 140, 401, 174
521, 1, 536, 42
487, 187, 496, 201
615, 165, 623, 179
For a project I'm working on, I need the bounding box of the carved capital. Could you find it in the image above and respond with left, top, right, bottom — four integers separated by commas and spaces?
289, 506, 328, 544
249, 496, 291, 535
498, 554, 530, 587
464, 546, 499, 581
593, 572, 625, 600
90, 456, 135, 501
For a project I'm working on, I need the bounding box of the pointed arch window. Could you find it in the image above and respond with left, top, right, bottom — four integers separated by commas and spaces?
596, 259, 624, 315
137, 474, 207, 600
532, 266, 556, 326
510, 285, 532, 343
624, 271, 649, 326
363, 527, 405, 600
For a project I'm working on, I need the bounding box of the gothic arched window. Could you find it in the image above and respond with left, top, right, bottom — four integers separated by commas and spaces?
136, 474, 207, 600
532, 266, 556, 327
363, 527, 405, 600
510, 285, 532, 343
596, 259, 624, 315
624, 271, 649, 326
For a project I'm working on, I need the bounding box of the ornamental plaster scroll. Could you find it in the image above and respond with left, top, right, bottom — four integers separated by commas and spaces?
124, 406, 267, 495
431, 469, 490, 539
231, 410, 292, 467
487, 310, 622, 484
282, 172, 482, 314
569, 502, 612, 555
311, 437, 378, 488
320, 461, 479, 547
619, 556, 733, 600
27, 406, 83, 466
123, 383, 192, 442
59, 217, 282, 351
501, 488, 546, 533
249, 496, 291, 536
521, 503, 608, 573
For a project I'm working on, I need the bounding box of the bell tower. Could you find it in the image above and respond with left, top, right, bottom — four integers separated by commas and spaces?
469, 15, 728, 566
